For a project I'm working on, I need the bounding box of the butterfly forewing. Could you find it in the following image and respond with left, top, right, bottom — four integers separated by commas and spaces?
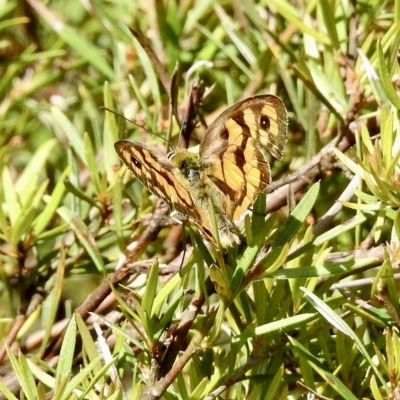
114, 140, 200, 220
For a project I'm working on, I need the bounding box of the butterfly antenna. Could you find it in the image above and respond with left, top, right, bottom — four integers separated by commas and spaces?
100, 106, 176, 151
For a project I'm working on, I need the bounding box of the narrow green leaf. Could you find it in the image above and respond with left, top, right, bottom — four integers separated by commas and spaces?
15, 139, 57, 197
358, 48, 389, 104
215, 5, 256, 65
340, 201, 386, 211
370, 375, 384, 400
10, 205, 37, 246
50, 107, 85, 162
112, 176, 123, 244
361, 124, 374, 154
313, 211, 374, 246
151, 272, 182, 315
142, 259, 159, 319
191, 378, 209, 399
380, 111, 394, 169
33, 166, 71, 235
195, 24, 252, 78
344, 303, 388, 328
155, 293, 182, 339
318, 0, 340, 49
131, 39, 162, 111
75, 313, 103, 375
39, 248, 66, 356
231, 240, 263, 295
19, 351, 38, 400
5, 346, 38, 400
56, 315, 77, 381
275, 182, 320, 247
26, 358, 55, 391
84, 132, 103, 195
231, 213, 278, 294
10, 177, 50, 241
142, 310, 154, 341
263, 244, 289, 275
333, 148, 367, 178
208, 302, 225, 344
64, 355, 104, 400
225, 313, 316, 342
265, 364, 284, 400
63, 179, 99, 208
308, 60, 347, 110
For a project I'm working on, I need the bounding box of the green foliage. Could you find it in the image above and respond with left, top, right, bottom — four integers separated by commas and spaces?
1, 0, 400, 399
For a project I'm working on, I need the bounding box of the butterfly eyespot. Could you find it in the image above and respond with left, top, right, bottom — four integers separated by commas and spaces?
131, 156, 141, 168
260, 115, 270, 130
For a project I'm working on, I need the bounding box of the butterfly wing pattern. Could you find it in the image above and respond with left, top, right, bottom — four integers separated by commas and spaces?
114, 94, 288, 248
114, 141, 200, 221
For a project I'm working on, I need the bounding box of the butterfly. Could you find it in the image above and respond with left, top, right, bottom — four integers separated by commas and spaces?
114, 94, 288, 248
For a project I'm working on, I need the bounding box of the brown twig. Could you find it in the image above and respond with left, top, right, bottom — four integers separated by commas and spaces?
0, 315, 26, 365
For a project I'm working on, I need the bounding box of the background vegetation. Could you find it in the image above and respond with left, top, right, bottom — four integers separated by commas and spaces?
1, 0, 400, 399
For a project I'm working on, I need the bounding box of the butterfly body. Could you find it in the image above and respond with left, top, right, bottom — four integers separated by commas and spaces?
115, 94, 288, 248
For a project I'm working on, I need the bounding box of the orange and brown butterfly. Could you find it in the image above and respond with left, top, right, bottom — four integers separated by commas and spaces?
114, 94, 288, 248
